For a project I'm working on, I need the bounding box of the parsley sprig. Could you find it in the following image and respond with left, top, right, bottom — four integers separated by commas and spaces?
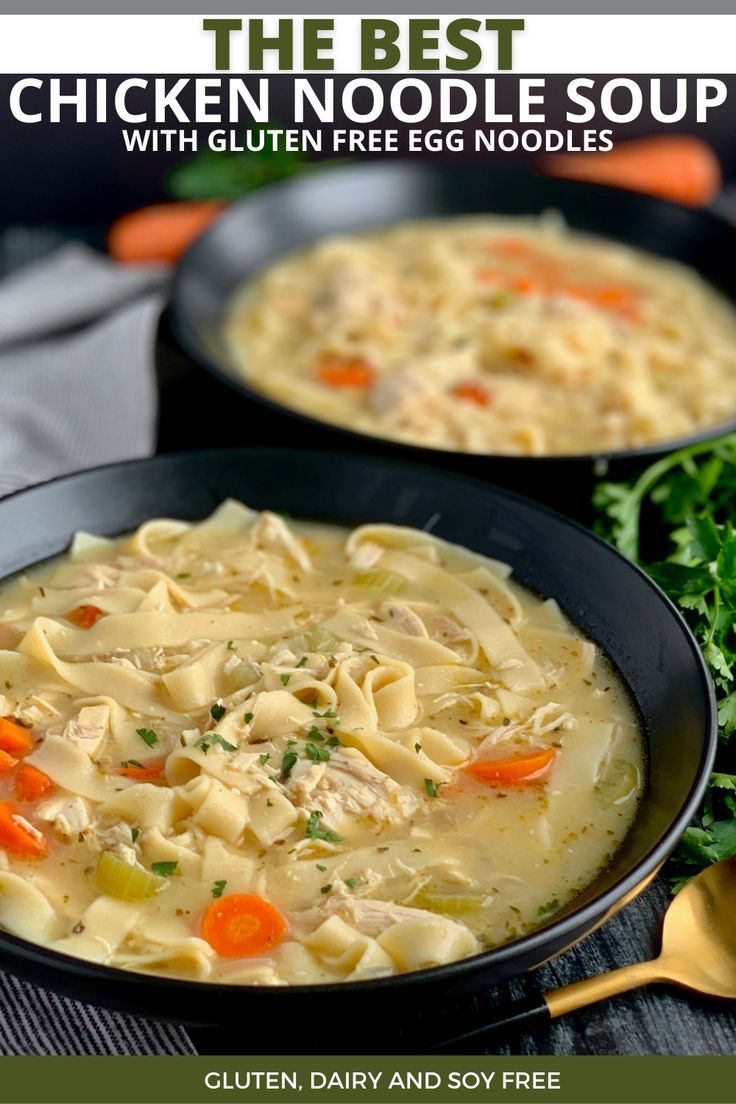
595, 432, 736, 889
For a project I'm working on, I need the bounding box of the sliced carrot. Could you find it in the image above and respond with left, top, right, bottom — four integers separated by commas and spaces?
0, 750, 18, 776
543, 135, 722, 209
201, 893, 286, 957
108, 201, 225, 265
452, 381, 493, 407
316, 358, 376, 389
114, 762, 166, 783
467, 746, 556, 787
68, 605, 105, 629
14, 765, 56, 803
0, 717, 34, 757
564, 283, 640, 322
0, 801, 47, 858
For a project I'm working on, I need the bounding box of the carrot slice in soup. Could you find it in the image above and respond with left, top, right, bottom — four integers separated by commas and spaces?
467, 747, 556, 787
15, 764, 56, 803
68, 605, 105, 629
201, 893, 286, 957
452, 381, 492, 407
0, 801, 47, 858
316, 358, 376, 388
0, 717, 34, 757
115, 762, 165, 783
0, 750, 17, 775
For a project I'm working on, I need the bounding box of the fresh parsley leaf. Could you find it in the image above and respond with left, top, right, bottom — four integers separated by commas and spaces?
244, 712, 254, 724
281, 747, 298, 780
211, 879, 227, 899
538, 899, 559, 917
152, 861, 178, 877
414, 742, 422, 754
313, 708, 337, 719
320, 884, 332, 894
258, 752, 270, 765
195, 733, 238, 755
131, 827, 140, 844
210, 703, 226, 722
306, 742, 330, 763
305, 810, 343, 842
316, 864, 327, 872
424, 778, 441, 798
307, 726, 324, 742
297, 656, 308, 668
136, 728, 158, 748
343, 877, 358, 890
281, 674, 291, 686
226, 640, 237, 651
595, 432, 736, 890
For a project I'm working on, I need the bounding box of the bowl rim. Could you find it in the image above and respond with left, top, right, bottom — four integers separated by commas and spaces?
0, 447, 718, 999
169, 160, 736, 466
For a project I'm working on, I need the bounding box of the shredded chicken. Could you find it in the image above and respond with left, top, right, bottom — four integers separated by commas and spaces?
379, 601, 427, 638
62, 705, 109, 760
369, 367, 436, 420
324, 893, 447, 937
288, 748, 419, 829
37, 796, 92, 840
250, 512, 311, 572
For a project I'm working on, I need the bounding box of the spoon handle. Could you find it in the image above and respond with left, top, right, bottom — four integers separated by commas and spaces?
426, 960, 657, 1053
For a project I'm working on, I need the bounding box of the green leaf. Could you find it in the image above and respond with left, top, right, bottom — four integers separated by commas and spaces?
151, 861, 178, 877
136, 728, 158, 748
211, 879, 227, 899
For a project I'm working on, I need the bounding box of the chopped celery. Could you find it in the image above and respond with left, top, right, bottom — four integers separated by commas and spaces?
289, 625, 339, 655
600, 759, 640, 805
354, 570, 406, 597
95, 850, 164, 901
411, 890, 487, 916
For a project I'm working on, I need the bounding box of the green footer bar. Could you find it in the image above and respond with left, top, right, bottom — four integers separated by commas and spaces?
1, 1056, 736, 1104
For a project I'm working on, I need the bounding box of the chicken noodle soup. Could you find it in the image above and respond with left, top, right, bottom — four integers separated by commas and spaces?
0, 502, 643, 984
226, 216, 736, 456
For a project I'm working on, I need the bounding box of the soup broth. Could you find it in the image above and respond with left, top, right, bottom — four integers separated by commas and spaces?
0, 502, 643, 984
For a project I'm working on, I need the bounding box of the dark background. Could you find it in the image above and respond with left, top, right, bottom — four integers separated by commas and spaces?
2, 74, 735, 223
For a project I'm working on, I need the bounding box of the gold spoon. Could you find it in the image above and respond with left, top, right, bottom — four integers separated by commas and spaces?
431, 857, 736, 1052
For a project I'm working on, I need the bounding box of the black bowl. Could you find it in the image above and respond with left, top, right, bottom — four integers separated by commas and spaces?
0, 449, 716, 1049
169, 162, 736, 519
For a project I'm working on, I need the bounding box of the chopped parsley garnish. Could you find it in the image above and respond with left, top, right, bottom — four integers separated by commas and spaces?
152, 861, 178, 877
121, 759, 143, 769
343, 877, 358, 890
414, 742, 422, 754
307, 726, 324, 742
281, 747, 298, 780
244, 712, 254, 724
538, 899, 560, 917
136, 728, 158, 748
320, 884, 332, 894
258, 752, 270, 765
325, 735, 340, 747
131, 827, 140, 844
316, 864, 327, 872
195, 733, 238, 755
424, 778, 441, 798
280, 673, 291, 686
296, 656, 308, 668
306, 742, 330, 763
176, 572, 191, 580
313, 707, 337, 719
266, 798, 274, 807
305, 810, 343, 842
226, 640, 237, 651
210, 703, 226, 722
211, 880, 227, 899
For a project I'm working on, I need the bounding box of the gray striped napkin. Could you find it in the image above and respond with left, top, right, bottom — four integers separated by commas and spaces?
0, 242, 196, 1055
0, 243, 166, 497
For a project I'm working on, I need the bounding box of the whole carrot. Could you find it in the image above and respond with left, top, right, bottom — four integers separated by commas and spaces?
543, 135, 722, 208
